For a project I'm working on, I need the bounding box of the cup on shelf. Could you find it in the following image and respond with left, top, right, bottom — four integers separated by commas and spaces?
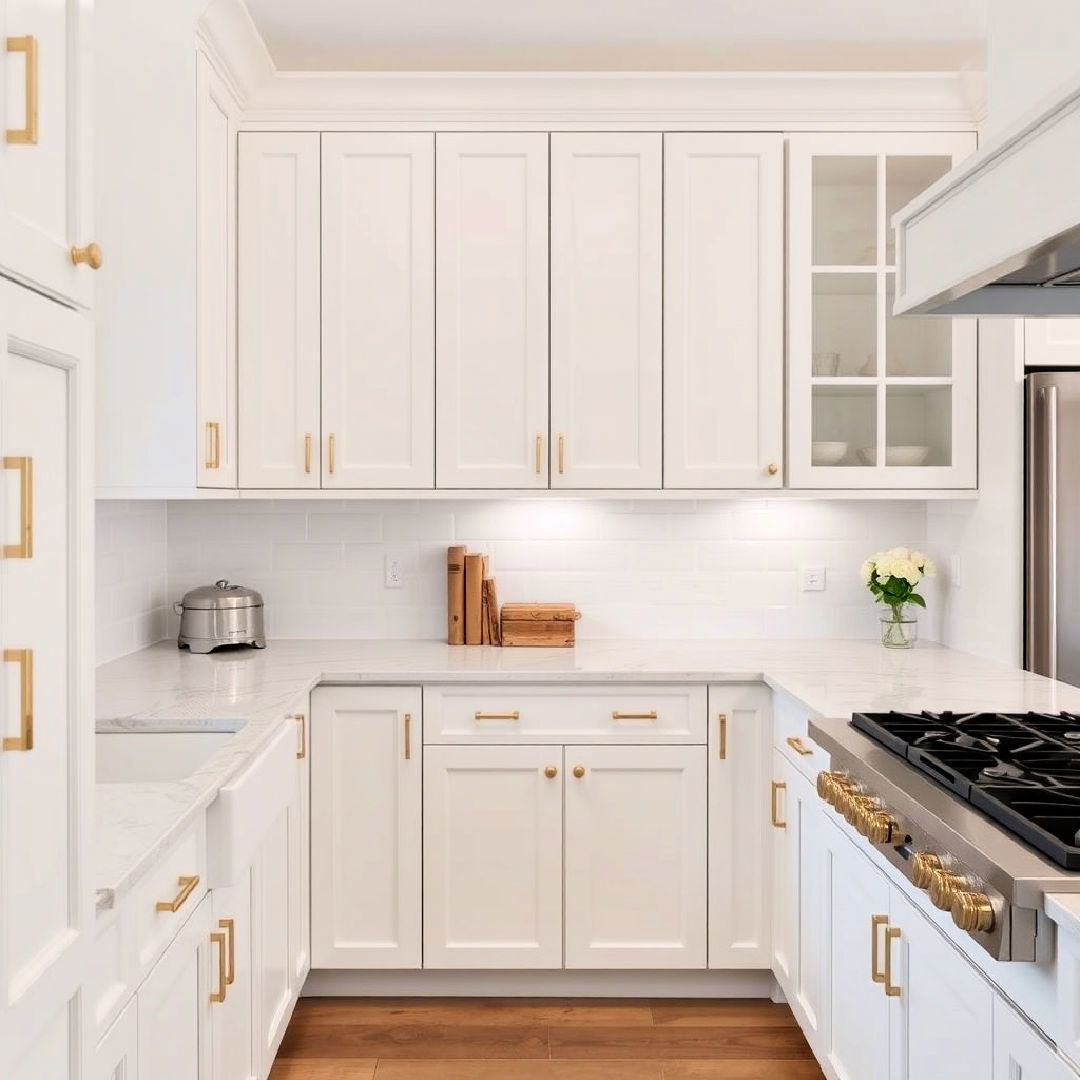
812, 351, 841, 377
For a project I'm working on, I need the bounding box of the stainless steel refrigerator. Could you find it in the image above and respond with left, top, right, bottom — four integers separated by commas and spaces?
1026, 370, 1080, 685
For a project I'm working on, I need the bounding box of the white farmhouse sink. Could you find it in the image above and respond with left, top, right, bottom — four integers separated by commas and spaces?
95, 719, 247, 784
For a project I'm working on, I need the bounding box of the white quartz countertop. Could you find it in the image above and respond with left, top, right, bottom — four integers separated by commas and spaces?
94, 637, 1080, 913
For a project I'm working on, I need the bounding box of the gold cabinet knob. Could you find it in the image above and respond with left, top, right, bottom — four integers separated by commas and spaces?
572, 765, 585, 779
767, 463, 779, 476
910, 851, 943, 889
544, 765, 558, 779
70, 242, 103, 270
864, 810, 898, 845
928, 868, 966, 911
951, 889, 995, 933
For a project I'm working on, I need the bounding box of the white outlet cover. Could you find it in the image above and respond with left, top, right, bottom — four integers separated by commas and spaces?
800, 566, 826, 592
384, 555, 404, 588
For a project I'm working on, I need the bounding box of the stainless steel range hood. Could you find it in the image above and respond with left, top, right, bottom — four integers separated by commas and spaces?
893, 75, 1080, 317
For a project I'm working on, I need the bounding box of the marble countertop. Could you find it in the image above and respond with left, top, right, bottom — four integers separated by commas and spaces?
95, 637, 1080, 913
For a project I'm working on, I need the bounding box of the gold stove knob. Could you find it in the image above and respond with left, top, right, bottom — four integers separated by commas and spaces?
951, 890, 996, 933
816, 770, 850, 804
928, 869, 966, 911
910, 852, 943, 889
844, 794, 878, 827
864, 810, 898, 845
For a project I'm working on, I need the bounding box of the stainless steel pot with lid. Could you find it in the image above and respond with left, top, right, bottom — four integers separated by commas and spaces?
174, 579, 266, 654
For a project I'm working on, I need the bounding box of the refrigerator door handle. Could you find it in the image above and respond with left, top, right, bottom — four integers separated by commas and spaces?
1046, 384, 1059, 680
1029, 382, 1059, 679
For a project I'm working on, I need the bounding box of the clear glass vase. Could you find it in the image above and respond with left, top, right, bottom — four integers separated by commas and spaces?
880, 605, 917, 649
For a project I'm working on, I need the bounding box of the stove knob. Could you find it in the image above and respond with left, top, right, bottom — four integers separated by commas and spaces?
951, 890, 996, 933
845, 794, 879, 827
864, 810, 899, 845
816, 771, 853, 806
928, 869, 967, 911
910, 851, 943, 889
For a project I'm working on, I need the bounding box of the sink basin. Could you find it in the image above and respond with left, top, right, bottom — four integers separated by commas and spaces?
95, 719, 247, 784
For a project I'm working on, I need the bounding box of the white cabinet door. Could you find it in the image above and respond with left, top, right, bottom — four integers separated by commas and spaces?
994, 995, 1074, 1080
290, 707, 311, 991
821, 816, 891, 1080
94, 997, 138, 1080
888, 887, 993, 1080
211, 874, 254, 1080
771, 750, 798, 990
708, 684, 771, 968
435, 133, 549, 489
137, 894, 212, 1080
564, 745, 706, 969
424, 744, 563, 968
0, 286, 92, 1073
238, 132, 321, 489
1025, 320, 1080, 368
664, 134, 784, 489
196, 52, 238, 489
0, 0, 94, 308
311, 687, 422, 969
551, 133, 662, 489
323, 133, 434, 488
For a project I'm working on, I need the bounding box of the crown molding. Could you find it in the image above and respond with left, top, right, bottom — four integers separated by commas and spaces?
199, 0, 984, 130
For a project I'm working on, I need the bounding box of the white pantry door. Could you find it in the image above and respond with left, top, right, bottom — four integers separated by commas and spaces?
550, 132, 662, 489
664, 134, 784, 488
435, 133, 548, 489
0, 0, 94, 308
564, 745, 707, 969
322, 133, 434, 488
238, 132, 321, 488
424, 744, 563, 968
310, 686, 422, 969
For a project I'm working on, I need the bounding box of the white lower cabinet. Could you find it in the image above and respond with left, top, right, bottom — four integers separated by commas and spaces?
94, 997, 138, 1080
211, 875, 254, 1080
994, 996, 1076, 1080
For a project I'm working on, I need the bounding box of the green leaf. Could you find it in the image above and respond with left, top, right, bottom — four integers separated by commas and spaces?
907, 592, 926, 609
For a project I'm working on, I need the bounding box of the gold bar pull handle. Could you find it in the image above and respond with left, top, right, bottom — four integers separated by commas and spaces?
205, 422, 221, 470
770, 780, 787, 828
156, 875, 200, 913
884, 926, 902, 997
6, 36, 38, 144
612, 710, 658, 721
558, 434, 565, 475
304, 434, 312, 474
3, 456, 32, 558
404, 712, 412, 760
535, 433, 542, 474
328, 433, 336, 475
871, 914, 888, 984
289, 713, 306, 759
219, 918, 236, 985
786, 735, 814, 757
474, 711, 520, 721
718, 713, 728, 759
210, 931, 228, 1003
2, 648, 33, 751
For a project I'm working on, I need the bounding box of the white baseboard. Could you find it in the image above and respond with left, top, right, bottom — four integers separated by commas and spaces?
302, 968, 774, 998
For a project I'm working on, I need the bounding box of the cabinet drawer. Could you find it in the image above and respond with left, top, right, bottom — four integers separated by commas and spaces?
423, 684, 707, 744
772, 693, 829, 780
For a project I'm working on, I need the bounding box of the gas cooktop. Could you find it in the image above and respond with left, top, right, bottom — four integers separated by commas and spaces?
852, 710, 1080, 870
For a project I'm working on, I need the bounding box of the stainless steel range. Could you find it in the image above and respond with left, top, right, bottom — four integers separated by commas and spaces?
809, 711, 1080, 963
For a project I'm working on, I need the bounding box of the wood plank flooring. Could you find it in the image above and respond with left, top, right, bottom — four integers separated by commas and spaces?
270, 998, 825, 1080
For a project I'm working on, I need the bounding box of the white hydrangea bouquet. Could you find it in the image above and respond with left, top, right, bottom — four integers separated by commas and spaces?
861, 547, 935, 649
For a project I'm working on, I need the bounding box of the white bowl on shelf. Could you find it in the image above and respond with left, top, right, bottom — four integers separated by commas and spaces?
856, 445, 931, 467
811, 441, 848, 466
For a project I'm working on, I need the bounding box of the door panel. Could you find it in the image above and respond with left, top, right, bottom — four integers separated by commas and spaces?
211, 874, 254, 1080
252, 807, 292, 1070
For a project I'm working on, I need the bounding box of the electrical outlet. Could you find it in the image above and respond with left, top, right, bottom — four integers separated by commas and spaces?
384, 555, 404, 589
800, 566, 826, 592
950, 554, 962, 589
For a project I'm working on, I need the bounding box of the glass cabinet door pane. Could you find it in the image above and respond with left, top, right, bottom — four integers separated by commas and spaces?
885, 156, 951, 264
885, 275, 951, 377
885, 386, 952, 466
811, 386, 876, 467
813, 273, 876, 377
812, 157, 877, 266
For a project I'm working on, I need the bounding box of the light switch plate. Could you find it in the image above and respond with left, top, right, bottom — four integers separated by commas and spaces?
800, 566, 826, 592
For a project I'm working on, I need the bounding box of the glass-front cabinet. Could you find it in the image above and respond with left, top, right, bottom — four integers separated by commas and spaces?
788, 133, 978, 489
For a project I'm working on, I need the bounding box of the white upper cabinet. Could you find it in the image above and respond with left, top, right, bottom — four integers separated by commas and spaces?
322, 134, 434, 489
1025, 320, 1080, 367
238, 132, 321, 489
550, 133, 663, 489
788, 132, 978, 490
664, 134, 784, 489
435, 133, 549, 489
0, 0, 94, 308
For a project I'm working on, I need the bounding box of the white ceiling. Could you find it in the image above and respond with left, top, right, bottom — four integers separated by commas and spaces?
243, 0, 988, 73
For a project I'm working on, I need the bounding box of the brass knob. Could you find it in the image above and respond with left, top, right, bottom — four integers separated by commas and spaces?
544, 766, 558, 779
767, 463, 779, 475
928, 869, 966, 911
844, 794, 878, 827
864, 810, 898, 845
572, 765, 585, 779
70, 242, 103, 270
951, 890, 995, 933
910, 851, 943, 889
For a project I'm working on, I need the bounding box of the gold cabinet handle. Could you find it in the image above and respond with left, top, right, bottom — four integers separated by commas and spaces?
304, 433, 312, 474
612, 710, 658, 721
718, 713, 727, 759
404, 712, 412, 761
535, 433, 543, 474
205, 422, 221, 470
871, 914, 888, 984
3, 456, 32, 558
70, 242, 103, 270
6, 36, 38, 144
210, 930, 228, 1003
156, 875, 200, 913
289, 713, 306, 759
474, 711, 520, 721
786, 735, 814, 757
884, 926, 902, 997
770, 780, 787, 828
328, 433, 336, 475
767, 463, 779, 476
544, 765, 558, 779
2, 648, 33, 751
572, 765, 585, 779
219, 918, 236, 985
558, 434, 565, 475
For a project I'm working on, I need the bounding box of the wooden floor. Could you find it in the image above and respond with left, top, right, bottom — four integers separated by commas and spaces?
270, 997, 825, 1080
